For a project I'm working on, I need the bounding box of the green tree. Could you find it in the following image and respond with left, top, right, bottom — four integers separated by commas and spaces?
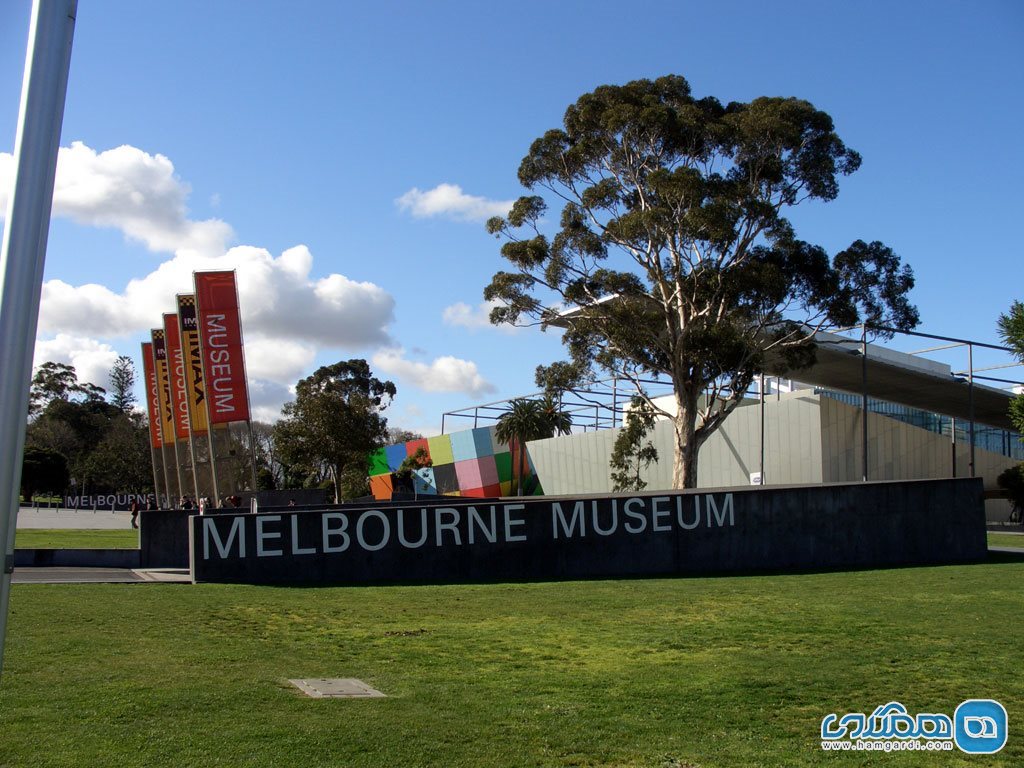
28, 361, 82, 416
393, 447, 432, 498
20, 447, 69, 500
609, 398, 659, 492
25, 363, 120, 494
494, 395, 572, 495
274, 360, 396, 503
109, 355, 137, 413
998, 300, 1024, 434
485, 75, 918, 488
387, 427, 423, 444
83, 413, 152, 493
997, 300, 1024, 519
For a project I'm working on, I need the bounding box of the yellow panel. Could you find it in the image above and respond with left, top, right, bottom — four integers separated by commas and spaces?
427, 434, 455, 465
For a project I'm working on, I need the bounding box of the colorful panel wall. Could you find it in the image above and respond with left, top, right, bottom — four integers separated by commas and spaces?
367, 425, 543, 501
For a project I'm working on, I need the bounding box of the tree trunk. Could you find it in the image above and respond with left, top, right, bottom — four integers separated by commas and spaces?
671, 386, 701, 489
330, 465, 340, 504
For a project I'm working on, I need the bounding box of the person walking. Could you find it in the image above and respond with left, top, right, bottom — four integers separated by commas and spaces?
129, 498, 140, 529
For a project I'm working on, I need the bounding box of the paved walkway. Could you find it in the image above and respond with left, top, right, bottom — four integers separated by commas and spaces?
16, 506, 134, 530
11, 567, 191, 584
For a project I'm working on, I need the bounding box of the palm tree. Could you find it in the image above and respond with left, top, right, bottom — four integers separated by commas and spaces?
494, 395, 572, 495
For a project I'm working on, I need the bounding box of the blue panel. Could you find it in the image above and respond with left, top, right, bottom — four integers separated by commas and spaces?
489, 425, 509, 455
449, 429, 478, 462
413, 467, 436, 494
385, 443, 408, 471
471, 427, 494, 457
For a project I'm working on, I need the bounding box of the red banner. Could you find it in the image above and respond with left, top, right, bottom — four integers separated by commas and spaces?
194, 271, 251, 424
141, 342, 163, 449
164, 312, 191, 441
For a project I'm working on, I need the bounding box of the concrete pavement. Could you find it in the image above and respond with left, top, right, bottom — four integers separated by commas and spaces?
16, 506, 135, 529
11, 567, 190, 584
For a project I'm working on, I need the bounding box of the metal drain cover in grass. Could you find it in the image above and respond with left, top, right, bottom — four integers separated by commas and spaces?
289, 678, 386, 699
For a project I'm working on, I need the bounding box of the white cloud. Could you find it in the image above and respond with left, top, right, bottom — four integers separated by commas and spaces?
247, 378, 295, 424
372, 348, 495, 398
442, 298, 520, 333
33, 334, 120, 391
1, 142, 232, 255
244, 337, 316, 386
9, 142, 399, 417
36, 244, 395, 359
395, 183, 513, 222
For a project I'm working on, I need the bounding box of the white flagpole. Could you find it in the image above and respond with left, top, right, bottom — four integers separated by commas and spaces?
0, 0, 78, 679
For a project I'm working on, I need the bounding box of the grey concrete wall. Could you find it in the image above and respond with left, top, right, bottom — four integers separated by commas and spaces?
529, 393, 823, 494
530, 392, 1016, 504
819, 397, 1017, 490
191, 478, 985, 586
14, 549, 141, 568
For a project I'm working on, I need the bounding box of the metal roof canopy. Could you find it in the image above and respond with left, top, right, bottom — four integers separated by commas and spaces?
786, 330, 1016, 431
494, 310, 1021, 433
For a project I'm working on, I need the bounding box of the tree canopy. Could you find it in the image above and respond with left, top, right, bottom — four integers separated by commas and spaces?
273, 359, 396, 502
997, 300, 1024, 520
485, 75, 918, 487
109, 355, 137, 413
22, 359, 151, 498
494, 395, 572, 495
998, 300, 1024, 434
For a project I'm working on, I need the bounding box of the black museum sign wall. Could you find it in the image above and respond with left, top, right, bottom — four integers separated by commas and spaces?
189, 478, 986, 585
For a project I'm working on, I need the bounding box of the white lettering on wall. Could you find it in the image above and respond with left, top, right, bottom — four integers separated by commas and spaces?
397, 508, 428, 548
503, 504, 527, 542
624, 497, 647, 533
256, 515, 283, 557
322, 512, 350, 553
435, 508, 462, 546
356, 510, 390, 551
203, 516, 245, 560
467, 506, 497, 544
552, 501, 587, 539
291, 514, 316, 555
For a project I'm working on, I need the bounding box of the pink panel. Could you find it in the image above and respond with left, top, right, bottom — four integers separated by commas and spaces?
455, 458, 483, 489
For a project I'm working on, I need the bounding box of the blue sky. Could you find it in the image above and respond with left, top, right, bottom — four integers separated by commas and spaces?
2, 1, 1022, 434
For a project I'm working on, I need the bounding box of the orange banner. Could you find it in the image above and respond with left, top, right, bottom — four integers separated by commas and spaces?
141, 342, 163, 449
164, 312, 191, 441
176, 294, 209, 436
151, 329, 176, 445
194, 271, 251, 424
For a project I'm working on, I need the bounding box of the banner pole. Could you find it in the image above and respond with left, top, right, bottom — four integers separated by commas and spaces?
246, 419, 259, 491
207, 429, 222, 507
0, 0, 77, 680
171, 437, 186, 507
188, 433, 201, 501
149, 444, 162, 505
160, 443, 174, 507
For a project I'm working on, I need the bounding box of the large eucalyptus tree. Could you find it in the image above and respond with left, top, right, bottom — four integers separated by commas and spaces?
485, 75, 918, 488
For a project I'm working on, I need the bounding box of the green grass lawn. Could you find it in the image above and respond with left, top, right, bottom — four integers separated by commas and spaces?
13, 528, 139, 549
1, 559, 1022, 767
988, 532, 1024, 549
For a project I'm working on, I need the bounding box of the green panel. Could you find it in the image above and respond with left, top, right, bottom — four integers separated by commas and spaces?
368, 447, 390, 476
494, 451, 512, 482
